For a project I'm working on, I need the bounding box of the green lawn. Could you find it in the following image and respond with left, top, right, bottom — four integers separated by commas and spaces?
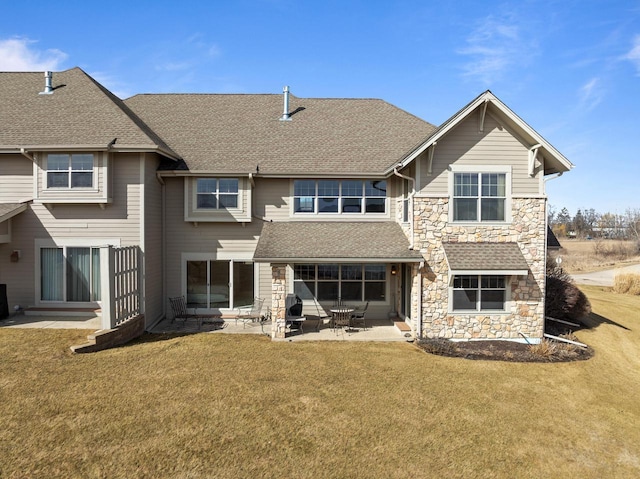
1, 285, 639, 478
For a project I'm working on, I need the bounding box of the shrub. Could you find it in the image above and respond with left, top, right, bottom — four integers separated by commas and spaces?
545, 259, 592, 321
613, 273, 640, 295
529, 340, 557, 358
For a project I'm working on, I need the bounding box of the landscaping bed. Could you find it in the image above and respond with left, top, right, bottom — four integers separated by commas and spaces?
417, 333, 594, 362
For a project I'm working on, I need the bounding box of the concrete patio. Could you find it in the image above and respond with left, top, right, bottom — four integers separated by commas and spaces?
1, 313, 414, 342
151, 315, 413, 342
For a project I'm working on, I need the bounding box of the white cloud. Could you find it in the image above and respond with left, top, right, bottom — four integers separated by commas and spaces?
0, 37, 67, 71
578, 77, 604, 111
458, 15, 535, 85
624, 35, 640, 74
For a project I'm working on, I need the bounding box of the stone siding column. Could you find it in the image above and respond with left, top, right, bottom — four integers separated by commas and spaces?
271, 264, 287, 339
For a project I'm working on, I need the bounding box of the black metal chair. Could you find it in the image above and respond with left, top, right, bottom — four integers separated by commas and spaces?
169, 296, 202, 329
351, 301, 369, 331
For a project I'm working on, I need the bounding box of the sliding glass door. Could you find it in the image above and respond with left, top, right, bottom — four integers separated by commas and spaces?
186, 259, 254, 309
41, 247, 101, 302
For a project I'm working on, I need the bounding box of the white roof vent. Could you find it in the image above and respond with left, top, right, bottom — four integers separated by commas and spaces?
39, 71, 54, 95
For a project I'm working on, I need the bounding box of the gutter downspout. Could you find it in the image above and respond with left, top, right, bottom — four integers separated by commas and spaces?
157, 173, 167, 321
393, 167, 415, 250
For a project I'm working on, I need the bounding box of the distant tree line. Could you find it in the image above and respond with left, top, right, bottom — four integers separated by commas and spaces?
548, 206, 640, 241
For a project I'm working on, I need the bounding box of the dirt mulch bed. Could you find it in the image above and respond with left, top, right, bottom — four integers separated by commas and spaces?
417, 337, 594, 362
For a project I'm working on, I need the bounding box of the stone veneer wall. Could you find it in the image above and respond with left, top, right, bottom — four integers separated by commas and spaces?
271, 264, 287, 339
413, 196, 546, 340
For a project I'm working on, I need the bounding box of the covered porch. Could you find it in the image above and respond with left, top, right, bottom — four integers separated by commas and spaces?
252, 221, 424, 339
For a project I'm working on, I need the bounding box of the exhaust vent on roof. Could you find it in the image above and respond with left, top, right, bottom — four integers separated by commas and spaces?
280, 85, 291, 121
39, 71, 54, 95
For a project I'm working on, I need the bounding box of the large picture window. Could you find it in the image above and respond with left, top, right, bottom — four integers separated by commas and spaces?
293, 180, 387, 215
196, 178, 239, 209
452, 173, 506, 222
46, 153, 94, 188
451, 275, 506, 311
40, 247, 101, 302
294, 264, 386, 302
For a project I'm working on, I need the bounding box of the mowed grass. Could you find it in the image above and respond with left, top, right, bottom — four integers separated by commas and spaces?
1, 286, 639, 479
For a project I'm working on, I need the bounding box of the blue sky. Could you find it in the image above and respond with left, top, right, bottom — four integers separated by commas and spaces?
1, 0, 639, 216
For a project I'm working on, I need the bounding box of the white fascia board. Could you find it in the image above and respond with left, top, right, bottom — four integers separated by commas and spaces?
253, 257, 423, 263
449, 269, 529, 276
386, 92, 495, 175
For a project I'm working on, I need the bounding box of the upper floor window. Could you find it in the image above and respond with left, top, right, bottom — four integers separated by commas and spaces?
46, 153, 94, 188
293, 179, 387, 215
453, 172, 505, 222
196, 178, 239, 209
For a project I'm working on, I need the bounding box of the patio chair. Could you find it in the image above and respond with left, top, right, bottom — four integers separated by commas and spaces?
169, 296, 202, 329
332, 309, 352, 337
236, 297, 265, 328
350, 301, 369, 331
312, 297, 331, 331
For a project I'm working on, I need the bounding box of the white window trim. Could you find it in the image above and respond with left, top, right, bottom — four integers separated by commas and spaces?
194, 178, 240, 211
34, 152, 110, 204
34, 238, 121, 307
184, 177, 251, 223
45, 153, 96, 190
290, 179, 390, 219
448, 274, 512, 314
448, 165, 512, 224
292, 263, 390, 304
180, 252, 258, 312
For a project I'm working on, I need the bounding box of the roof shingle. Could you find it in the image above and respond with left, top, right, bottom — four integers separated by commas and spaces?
443, 242, 529, 272
125, 93, 436, 175
253, 222, 423, 262
0, 68, 177, 157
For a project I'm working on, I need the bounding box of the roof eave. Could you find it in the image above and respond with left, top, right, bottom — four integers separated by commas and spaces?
253, 256, 423, 263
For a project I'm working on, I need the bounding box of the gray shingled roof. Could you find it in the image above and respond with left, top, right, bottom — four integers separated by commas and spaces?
125, 93, 436, 175
443, 242, 529, 272
0, 68, 177, 157
253, 222, 424, 262
0, 203, 27, 222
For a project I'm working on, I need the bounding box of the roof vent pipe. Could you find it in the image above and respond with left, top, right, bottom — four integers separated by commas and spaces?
39, 71, 53, 95
280, 85, 291, 121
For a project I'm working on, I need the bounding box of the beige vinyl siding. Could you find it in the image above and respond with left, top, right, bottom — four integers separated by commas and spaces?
0, 155, 33, 202
28, 154, 141, 244
258, 262, 273, 304
0, 153, 143, 309
164, 177, 263, 301
419, 113, 539, 196
254, 177, 289, 221
143, 153, 164, 326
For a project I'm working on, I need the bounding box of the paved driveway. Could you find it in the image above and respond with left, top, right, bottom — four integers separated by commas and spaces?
571, 263, 640, 287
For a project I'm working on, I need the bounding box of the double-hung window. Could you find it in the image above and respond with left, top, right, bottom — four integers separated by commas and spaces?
452, 275, 506, 311
293, 179, 387, 215
46, 153, 94, 188
453, 172, 506, 222
196, 178, 239, 209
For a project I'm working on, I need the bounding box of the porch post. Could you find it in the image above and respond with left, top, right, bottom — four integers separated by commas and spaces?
99, 245, 116, 330
271, 263, 287, 339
